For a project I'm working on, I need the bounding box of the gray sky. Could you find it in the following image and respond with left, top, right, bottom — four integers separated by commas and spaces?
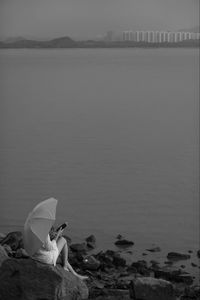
0, 0, 199, 39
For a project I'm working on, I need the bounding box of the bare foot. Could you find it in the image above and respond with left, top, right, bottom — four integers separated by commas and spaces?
77, 275, 89, 281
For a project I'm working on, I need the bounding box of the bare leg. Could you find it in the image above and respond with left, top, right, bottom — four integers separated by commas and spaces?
56, 237, 69, 268
56, 237, 88, 280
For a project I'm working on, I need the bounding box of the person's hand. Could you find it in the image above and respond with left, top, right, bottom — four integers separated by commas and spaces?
57, 227, 64, 237
55, 227, 64, 240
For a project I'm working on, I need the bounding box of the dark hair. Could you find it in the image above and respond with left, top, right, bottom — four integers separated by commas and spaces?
49, 226, 56, 240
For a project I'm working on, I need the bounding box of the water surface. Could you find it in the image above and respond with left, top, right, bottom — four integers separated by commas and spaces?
0, 49, 199, 275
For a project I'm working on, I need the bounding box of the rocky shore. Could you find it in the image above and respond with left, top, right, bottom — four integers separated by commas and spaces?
0, 231, 199, 300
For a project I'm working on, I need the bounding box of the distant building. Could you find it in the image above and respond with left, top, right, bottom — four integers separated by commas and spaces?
105, 31, 114, 42
176, 32, 182, 42
167, 32, 178, 43
135, 31, 140, 42
155, 31, 160, 43
122, 31, 134, 41
121, 29, 199, 43
158, 32, 165, 43
139, 31, 145, 42
146, 31, 155, 43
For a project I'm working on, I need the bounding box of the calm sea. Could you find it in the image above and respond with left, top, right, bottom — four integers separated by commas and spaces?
0, 49, 199, 275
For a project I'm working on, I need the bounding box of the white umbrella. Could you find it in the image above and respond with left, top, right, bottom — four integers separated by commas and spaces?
23, 198, 58, 256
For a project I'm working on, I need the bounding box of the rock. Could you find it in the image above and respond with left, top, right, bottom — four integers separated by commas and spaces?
115, 239, 134, 247
191, 262, 197, 267
180, 265, 186, 269
90, 288, 130, 300
86, 242, 95, 250
112, 254, 126, 268
85, 235, 96, 249
89, 295, 130, 300
164, 260, 173, 266
85, 235, 96, 243
0, 258, 88, 300
116, 275, 137, 290
116, 234, 123, 240
105, 250, 116, 257
102, 250, 126, 268
0, 245, 8, 267
94, 251, 114, 269
197, 250, 200, 258
67, 250, 81, 266
70, 243, 88, 254
146, 246, 161, 252
82, 255, 100, 270
0, 233, 6, 242
150, 260, 160, 270
155, 269, 193, 285
129, 260, 150, 276
88, 278, 105, 290
15, 248, 29, 258
0, 231, 23, 251
180, 285, 200, 299
129, 277, 176, 300
94, 250, 126, 270
167, 252, 191, 261
2, 244, 13, 256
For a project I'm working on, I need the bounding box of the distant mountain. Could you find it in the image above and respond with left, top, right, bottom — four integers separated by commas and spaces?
1, 37, 25, 43
0, 35, 199, 49
0, 36, 77, 48
46, 36, 77, 47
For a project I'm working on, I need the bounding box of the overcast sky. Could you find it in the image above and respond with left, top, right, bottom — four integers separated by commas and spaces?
0, 0, 199, 39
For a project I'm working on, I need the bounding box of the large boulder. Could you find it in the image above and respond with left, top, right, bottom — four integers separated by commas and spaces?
0, 245, 9, 267
0, 258, 88, 300
129, 277, 176, 300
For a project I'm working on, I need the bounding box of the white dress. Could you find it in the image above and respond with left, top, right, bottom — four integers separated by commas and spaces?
32, 234, 59, 266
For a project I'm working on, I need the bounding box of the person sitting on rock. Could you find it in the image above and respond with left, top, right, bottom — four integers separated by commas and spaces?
32, 226, 88, 281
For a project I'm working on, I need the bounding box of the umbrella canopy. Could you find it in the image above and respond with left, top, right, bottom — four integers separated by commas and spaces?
23, 198, 58, 256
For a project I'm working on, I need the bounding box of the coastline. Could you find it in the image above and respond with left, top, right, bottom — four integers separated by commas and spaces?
0, 38, 199, 49
0, 231, 200, 284
0, 230, 199, 295
0, 223, 199, 284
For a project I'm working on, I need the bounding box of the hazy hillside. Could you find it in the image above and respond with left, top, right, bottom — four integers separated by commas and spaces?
0, 36, 199, 49
0, 36, 77, 48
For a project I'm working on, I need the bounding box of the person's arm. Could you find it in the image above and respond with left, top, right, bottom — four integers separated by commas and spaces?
43, 234, 56, 251
54, 228, 63, 241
